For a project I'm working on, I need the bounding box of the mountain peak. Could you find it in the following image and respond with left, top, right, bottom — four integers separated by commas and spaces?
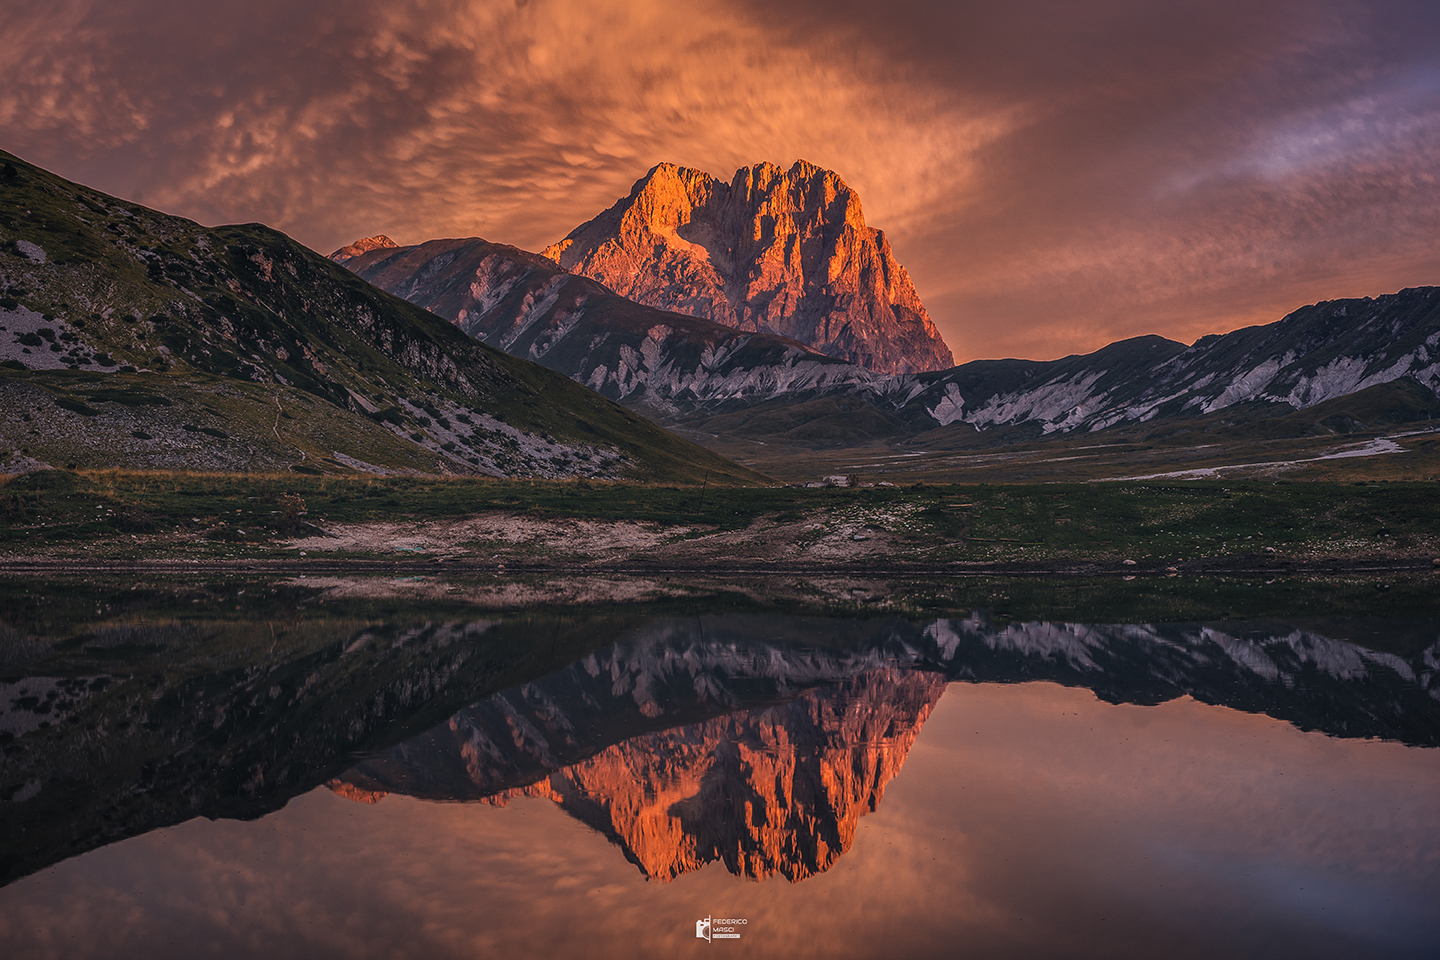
784, 158, 827, 183
541, 161, 953, 375
328, 235, 398, 262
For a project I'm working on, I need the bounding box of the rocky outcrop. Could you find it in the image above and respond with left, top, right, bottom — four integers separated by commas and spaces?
542, 161, 954, 375
328, 235, 398, 261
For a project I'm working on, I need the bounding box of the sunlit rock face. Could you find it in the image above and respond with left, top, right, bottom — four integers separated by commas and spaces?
328, 235, 397, 261
542, 161, 954, 376
326, 781, 387, 805
489, 669, 946, 882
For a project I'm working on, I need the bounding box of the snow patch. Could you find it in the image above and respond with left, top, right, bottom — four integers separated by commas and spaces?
924, 619, 964, 660
527, 306, 586, 360
1284, 355, 1369, 408
0, 676, 106, 738
332, 451, 394, 475
927, 382, 965, 425
1203, 358, 1283, 413
1207, 630, 1281, 680
0, 307, 92, 371
962, 372, 1106, 433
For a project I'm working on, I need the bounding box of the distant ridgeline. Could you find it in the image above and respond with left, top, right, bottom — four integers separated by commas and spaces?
0, 150, 760, 482
336, 222, 1440, 446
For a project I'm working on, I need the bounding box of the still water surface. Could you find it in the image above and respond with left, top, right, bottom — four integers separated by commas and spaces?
1, 588, 1438, 958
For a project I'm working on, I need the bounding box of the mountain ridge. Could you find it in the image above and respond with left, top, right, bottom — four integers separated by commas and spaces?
335, 226, 1440, 457
337, 236, 879, 418
0, 150, 764, 483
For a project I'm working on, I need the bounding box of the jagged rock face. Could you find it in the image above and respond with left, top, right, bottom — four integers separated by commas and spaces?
329, 235, 398, 261
542, 161, 955, 376
492, 669, 946, 882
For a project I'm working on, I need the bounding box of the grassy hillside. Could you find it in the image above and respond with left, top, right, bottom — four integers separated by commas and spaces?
0, 151, 764, 485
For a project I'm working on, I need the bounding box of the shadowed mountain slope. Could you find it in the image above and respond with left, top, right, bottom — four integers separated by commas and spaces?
337, 236, 877, 418
0, 151, 762, 483
673, 292, 1440, 457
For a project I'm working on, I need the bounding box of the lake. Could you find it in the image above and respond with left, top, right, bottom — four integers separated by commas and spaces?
1, 574, 1437, 958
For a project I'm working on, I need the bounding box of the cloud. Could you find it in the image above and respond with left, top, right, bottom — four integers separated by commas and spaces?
0, 0, 1007, 251
0, 0, 1437, 361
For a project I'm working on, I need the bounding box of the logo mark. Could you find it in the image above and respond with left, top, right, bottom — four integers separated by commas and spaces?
695, 915, 746, 941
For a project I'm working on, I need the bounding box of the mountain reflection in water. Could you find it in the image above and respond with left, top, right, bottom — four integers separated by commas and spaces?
3, 599, 1439, 959
330, 613, 1440, 884
339, 668, 945, 882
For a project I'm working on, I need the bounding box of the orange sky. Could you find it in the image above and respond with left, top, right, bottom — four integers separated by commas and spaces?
2, 0, 1437, 362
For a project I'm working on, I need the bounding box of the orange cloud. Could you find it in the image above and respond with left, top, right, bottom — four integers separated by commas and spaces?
1, 0, 1436, 361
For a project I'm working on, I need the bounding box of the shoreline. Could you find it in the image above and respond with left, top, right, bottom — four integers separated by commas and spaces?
0, 555, 1433, 577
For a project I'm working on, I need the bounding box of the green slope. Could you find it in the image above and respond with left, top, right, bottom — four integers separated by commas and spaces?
0, 151, 766, 485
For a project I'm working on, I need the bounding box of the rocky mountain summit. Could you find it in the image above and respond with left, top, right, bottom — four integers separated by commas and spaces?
327, 235, 397, 261
488, 668, 944, 882
540, 161, 954, 375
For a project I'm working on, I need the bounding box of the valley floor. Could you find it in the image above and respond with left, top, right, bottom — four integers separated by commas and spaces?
0, 469, 1437, 580
684, 423, 1440, 485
